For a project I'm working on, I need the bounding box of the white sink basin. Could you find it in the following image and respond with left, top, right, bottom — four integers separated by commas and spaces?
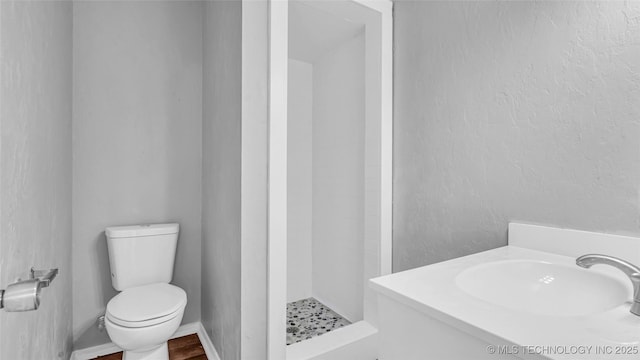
456, 259, 629, 316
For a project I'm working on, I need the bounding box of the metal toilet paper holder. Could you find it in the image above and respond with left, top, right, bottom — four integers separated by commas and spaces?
0, 267, 58, 312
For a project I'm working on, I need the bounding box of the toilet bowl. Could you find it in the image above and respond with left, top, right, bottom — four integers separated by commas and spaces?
104, 223, 186, 360
105, 283, 187, 360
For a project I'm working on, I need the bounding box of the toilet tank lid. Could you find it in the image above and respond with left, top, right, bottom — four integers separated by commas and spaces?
106, 223, 179, 238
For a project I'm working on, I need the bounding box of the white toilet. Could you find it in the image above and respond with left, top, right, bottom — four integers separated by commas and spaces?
104, 223, 187, 360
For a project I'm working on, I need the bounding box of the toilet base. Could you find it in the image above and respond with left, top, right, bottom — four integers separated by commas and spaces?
122, 342, 168, 360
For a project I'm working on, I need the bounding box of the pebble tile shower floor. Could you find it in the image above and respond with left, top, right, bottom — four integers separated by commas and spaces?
286, 297, 352, 345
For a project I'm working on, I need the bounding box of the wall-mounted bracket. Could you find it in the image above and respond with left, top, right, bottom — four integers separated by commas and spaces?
30, 268, 58, 288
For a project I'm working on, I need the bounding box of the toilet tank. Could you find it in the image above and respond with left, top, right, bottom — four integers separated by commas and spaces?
106, 223, 179, 291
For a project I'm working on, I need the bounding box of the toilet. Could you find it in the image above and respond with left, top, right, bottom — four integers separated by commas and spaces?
104, 223, 187, 360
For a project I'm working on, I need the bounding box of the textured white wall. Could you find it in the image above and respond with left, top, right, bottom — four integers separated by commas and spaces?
241, 1, 270, 357
312, 33, 365, 322
0, 1, 73, 359
287, 59, 313, 303
72, 1, 203, 349
202, 0, 242, 359
394, 1, 640, 272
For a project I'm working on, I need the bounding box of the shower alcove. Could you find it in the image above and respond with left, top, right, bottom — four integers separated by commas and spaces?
267, 1, 392, 359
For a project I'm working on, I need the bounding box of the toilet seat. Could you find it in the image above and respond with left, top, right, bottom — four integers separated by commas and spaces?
106, 306, 182, 328
106, 283, 187, 328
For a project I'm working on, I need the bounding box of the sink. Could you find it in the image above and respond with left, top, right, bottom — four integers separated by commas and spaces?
456, 259, 629, 316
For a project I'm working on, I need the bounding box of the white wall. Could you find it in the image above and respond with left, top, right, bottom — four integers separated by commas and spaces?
287, 59, 313, 303
312, 32, 365, 322
241, 1, 270, 357
72, 1, 203, 350
393, 1, 640, 271
202, 0, 242, 359
0, 1, 73, 358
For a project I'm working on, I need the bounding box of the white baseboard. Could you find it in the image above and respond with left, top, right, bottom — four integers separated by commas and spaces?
195, 322, 221, 360
70, 341, 120, 360
70, 321, 221, 360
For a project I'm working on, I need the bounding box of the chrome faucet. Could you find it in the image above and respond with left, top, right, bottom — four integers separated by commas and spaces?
576, 254, 640, 316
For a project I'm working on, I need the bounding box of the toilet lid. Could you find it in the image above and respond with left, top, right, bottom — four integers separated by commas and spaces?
107, 283, 187, 327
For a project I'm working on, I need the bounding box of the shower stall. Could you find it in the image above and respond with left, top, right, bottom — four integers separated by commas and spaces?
267, 0, 392, 359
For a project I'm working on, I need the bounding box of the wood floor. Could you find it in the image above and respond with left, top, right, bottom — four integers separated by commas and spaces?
94, 334, 207, 360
